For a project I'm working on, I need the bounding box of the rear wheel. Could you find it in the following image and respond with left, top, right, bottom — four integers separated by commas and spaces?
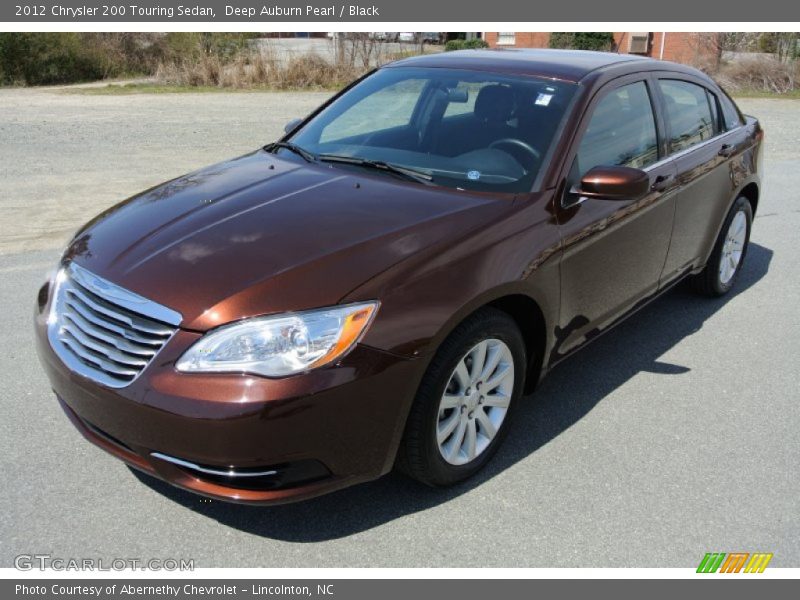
398, 308, 526, 486
692, 196, 753, 297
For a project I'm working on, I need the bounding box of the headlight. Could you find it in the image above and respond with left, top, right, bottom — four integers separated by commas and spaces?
175, 302, 378, 378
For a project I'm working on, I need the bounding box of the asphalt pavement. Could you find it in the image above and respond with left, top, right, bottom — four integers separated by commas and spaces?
0, 94, 798, 568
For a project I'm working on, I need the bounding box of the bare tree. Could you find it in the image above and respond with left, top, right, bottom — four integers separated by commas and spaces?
686, 33, 724, 73
334, 33, 389, 69
719, 33, 762, 53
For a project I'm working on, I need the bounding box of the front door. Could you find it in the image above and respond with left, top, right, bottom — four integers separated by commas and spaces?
554, 77, 678, 359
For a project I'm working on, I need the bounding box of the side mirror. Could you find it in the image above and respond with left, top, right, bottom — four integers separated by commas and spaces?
573, 166, 650, 201
284, 118, 303, 135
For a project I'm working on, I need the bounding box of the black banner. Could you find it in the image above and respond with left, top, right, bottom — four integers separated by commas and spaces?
4, 579, 799, 599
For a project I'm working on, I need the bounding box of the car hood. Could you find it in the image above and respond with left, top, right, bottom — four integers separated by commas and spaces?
65, 150, 512, 331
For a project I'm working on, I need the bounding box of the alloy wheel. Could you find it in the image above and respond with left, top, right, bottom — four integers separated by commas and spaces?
719, 209, 747, 285
436, 338, 514, 466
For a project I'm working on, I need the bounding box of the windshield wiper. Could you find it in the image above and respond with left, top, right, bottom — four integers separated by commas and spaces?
318, 154, 434, 185
264, 141, 317, 163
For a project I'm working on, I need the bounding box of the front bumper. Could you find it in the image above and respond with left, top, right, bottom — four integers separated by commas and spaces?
35, 291, 424, 505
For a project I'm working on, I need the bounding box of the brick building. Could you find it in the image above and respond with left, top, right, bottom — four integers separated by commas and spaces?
483, 32, 721, 69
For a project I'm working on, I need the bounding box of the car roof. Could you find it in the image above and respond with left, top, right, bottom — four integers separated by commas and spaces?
386, 48, 657, 83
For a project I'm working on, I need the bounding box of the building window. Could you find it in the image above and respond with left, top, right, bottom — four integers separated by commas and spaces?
628, 32, 650, 54
496, 32, 516, 46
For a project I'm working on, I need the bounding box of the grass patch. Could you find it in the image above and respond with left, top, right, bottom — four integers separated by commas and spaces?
64, 82, 339, 95
731, 89, 800, 99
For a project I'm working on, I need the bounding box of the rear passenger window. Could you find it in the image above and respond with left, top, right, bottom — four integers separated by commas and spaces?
575, 81, 658, 176
658, 80, 715, 152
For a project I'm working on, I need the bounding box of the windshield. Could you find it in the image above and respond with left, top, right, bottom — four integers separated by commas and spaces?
286, 66, 577, 193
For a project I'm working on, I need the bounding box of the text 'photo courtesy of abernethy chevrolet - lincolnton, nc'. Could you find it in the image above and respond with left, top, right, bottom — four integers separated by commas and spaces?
35, 49, 762, 504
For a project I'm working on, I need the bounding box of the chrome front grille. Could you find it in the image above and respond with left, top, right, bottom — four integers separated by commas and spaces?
48, 262, 182, 388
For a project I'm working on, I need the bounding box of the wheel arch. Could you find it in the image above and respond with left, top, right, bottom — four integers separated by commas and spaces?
485, 295, 548, 395
424, 289, 552, 397
699, 177, 760, 269
739, 181, 759, 215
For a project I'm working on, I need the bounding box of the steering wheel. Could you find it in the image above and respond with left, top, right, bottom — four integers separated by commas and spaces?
489, 138, 541, 165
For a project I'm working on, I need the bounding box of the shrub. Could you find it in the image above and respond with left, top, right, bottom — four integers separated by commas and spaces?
0, 32, 170, 85
0, 33, 105, 85
466, 39, 490, 50
445, 39, 490, 52
155, 52, 362, 90
0, 32, 258, 86
715, 56, 799, 94
549, 32, 614, 52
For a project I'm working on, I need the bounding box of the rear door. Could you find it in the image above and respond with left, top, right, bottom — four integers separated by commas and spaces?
554, 75, 678, 358
654, 76, 751, 282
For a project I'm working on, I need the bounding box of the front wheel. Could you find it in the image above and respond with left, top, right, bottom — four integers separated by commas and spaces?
397, 308, 526, 487
692, 196, 753, 297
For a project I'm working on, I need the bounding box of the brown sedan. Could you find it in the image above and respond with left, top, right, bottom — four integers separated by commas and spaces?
34, 49, 762, 504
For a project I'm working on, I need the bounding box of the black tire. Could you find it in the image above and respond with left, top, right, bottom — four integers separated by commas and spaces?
691, 196, 753, 297
397, 307, 526, 487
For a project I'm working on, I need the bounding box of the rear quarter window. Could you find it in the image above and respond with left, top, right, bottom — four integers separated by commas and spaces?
718, 90, 744, 130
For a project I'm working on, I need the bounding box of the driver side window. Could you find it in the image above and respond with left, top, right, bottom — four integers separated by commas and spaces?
575, 81, 659, 179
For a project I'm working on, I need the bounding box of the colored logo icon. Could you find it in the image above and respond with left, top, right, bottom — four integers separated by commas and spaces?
697, 552, 773, 573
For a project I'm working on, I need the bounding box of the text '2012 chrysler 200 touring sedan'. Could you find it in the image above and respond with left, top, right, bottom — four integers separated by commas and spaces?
35, 49, 762, 504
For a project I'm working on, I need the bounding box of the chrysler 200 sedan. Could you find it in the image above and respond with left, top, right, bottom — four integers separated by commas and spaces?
35, 49, 763, 504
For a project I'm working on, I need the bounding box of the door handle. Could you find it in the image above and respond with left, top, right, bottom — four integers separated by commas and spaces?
718, 144, 734, 157
651, 173, 674, 192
